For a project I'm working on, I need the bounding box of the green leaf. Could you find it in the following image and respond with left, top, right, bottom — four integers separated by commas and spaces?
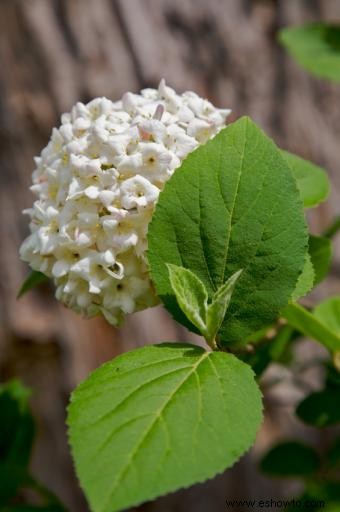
260, 441, 320, 477
241, 342, 273, 376
206, 269, 242, 344
279, 23, 340, 82
299, 483, 340, 512
243, 323, 297, 375
0, 380, 35, 468
0, 463, 66, 510
290, 233, 331, 300
314, 297, 340, 337
296, 388, 340, 427
326, 437, 340, 470
282, 302, 340, 354
269, 325, 296, 362
68, 343, 262, 512
17, 271, 48, 299
309, 235, 332, 285
325, 363, 340, 389
166, 264, 208, 334
148, 117, 308, 345
0, 463, 33, 504
166, 265, 241, 346
291, 253, 315, 302
282, 150, 329, 208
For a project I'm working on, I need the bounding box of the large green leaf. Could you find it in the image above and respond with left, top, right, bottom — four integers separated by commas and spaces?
147, 117, 307, 346
68, 343, 262, 512
260, 441, 320, 477
282, 151, 329, 208
279, 23, 340, 82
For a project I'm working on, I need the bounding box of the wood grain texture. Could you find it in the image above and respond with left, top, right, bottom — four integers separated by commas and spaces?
0, 1, 339, 510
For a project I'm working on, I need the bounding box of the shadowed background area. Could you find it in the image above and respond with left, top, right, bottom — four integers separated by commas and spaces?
1, 0, 340, 510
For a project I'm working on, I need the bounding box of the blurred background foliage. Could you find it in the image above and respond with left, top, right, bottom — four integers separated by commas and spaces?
1, 1, 340, 511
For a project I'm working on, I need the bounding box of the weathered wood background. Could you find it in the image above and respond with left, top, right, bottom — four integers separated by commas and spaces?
1, 0, 340, 510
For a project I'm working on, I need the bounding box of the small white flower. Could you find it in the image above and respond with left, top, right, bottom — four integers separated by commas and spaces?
20, 80, 230, 324
117, 153, 143, 176
137, 119, 167, 143
187, 118, 215, 143
166, 125, 198, 159
140, 143, 172, 174
120, 175, 160, 209
84, 186, 100, 199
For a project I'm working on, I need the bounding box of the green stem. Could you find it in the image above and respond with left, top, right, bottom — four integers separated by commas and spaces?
282, 302, 340, 354
268, 324, 295, 361
205, 334, 218, 351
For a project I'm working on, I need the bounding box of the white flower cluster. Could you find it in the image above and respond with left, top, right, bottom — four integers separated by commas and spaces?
20, 80, 230, 324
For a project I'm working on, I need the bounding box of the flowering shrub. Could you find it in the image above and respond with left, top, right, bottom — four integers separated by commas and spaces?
18, 63, 340, 510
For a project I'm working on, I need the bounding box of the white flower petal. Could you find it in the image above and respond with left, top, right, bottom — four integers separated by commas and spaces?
120, 175, 159, 209
84, 186, 100, 199
117, 153, 143, 176
52, 260, 70, 278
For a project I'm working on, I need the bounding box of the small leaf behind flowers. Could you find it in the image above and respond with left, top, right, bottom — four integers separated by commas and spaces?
17, 271, 48, 299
